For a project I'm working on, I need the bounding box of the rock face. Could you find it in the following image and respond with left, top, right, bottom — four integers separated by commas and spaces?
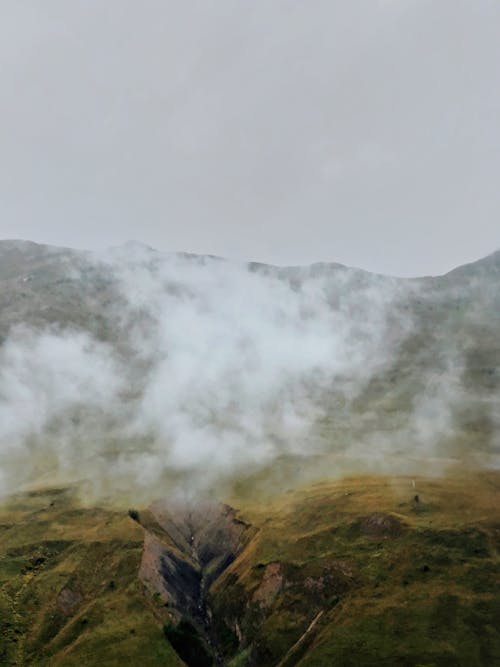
149, 501, 249, 584
138, 501, 251, 665
139, 532, 201, 612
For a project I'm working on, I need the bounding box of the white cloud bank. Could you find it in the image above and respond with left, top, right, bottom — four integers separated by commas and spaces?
0, 246, 495, 499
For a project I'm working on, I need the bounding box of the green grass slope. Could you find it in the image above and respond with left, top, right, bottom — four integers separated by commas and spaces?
1, 473, 499, 666
0, 487, 184, 666
213, 472, 500, 666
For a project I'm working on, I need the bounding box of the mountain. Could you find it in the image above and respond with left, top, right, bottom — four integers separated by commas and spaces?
0, 239, 499, 490
0, 240, 500, 665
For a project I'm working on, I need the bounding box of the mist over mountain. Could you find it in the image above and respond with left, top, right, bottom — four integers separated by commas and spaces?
0, 239, 499, 500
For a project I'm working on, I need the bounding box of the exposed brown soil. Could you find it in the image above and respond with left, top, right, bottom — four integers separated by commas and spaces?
252, 562, 284, 608
358, 512, 405, 537
56, 588, 83, 615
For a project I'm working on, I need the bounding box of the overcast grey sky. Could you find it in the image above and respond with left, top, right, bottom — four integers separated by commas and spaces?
1, 1, 499, 276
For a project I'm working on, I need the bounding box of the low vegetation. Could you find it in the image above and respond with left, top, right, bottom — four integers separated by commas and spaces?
0, 472, 499, 665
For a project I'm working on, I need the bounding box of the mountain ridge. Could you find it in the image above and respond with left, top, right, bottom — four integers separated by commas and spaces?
1, 237, 499, 279
1, 236, 500, 499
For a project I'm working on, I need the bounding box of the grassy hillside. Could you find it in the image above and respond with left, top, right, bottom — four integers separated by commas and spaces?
218, 472, 500, 666
1, 472, 499, 666
0, 487, 183, 666
1, 240, 499, 664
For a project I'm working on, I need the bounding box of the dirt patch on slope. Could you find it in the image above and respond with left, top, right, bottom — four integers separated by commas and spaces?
252, 562, 284, 608
358, 512, 405, 538
57, 587, 83, 615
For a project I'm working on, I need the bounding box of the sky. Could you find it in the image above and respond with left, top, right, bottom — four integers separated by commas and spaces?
0, 0, 499, 277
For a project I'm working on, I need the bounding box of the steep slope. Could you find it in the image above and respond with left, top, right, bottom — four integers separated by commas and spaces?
213, 472, 500, 666
1, 473, 499, 666
0, 487, 184, 666
1, 240, 500, 664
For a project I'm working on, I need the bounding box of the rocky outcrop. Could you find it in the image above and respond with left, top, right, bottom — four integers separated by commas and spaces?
138, 501, 251, 665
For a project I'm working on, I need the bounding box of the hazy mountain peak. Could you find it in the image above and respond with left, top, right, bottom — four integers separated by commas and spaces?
1, 238, 500, 278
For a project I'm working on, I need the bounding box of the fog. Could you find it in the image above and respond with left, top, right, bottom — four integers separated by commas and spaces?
0, 244, 496, 500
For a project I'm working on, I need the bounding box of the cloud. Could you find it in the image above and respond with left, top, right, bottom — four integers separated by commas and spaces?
0, 246, 494, 499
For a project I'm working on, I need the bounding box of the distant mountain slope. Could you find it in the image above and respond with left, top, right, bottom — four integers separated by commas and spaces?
0, 239, 499, 498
